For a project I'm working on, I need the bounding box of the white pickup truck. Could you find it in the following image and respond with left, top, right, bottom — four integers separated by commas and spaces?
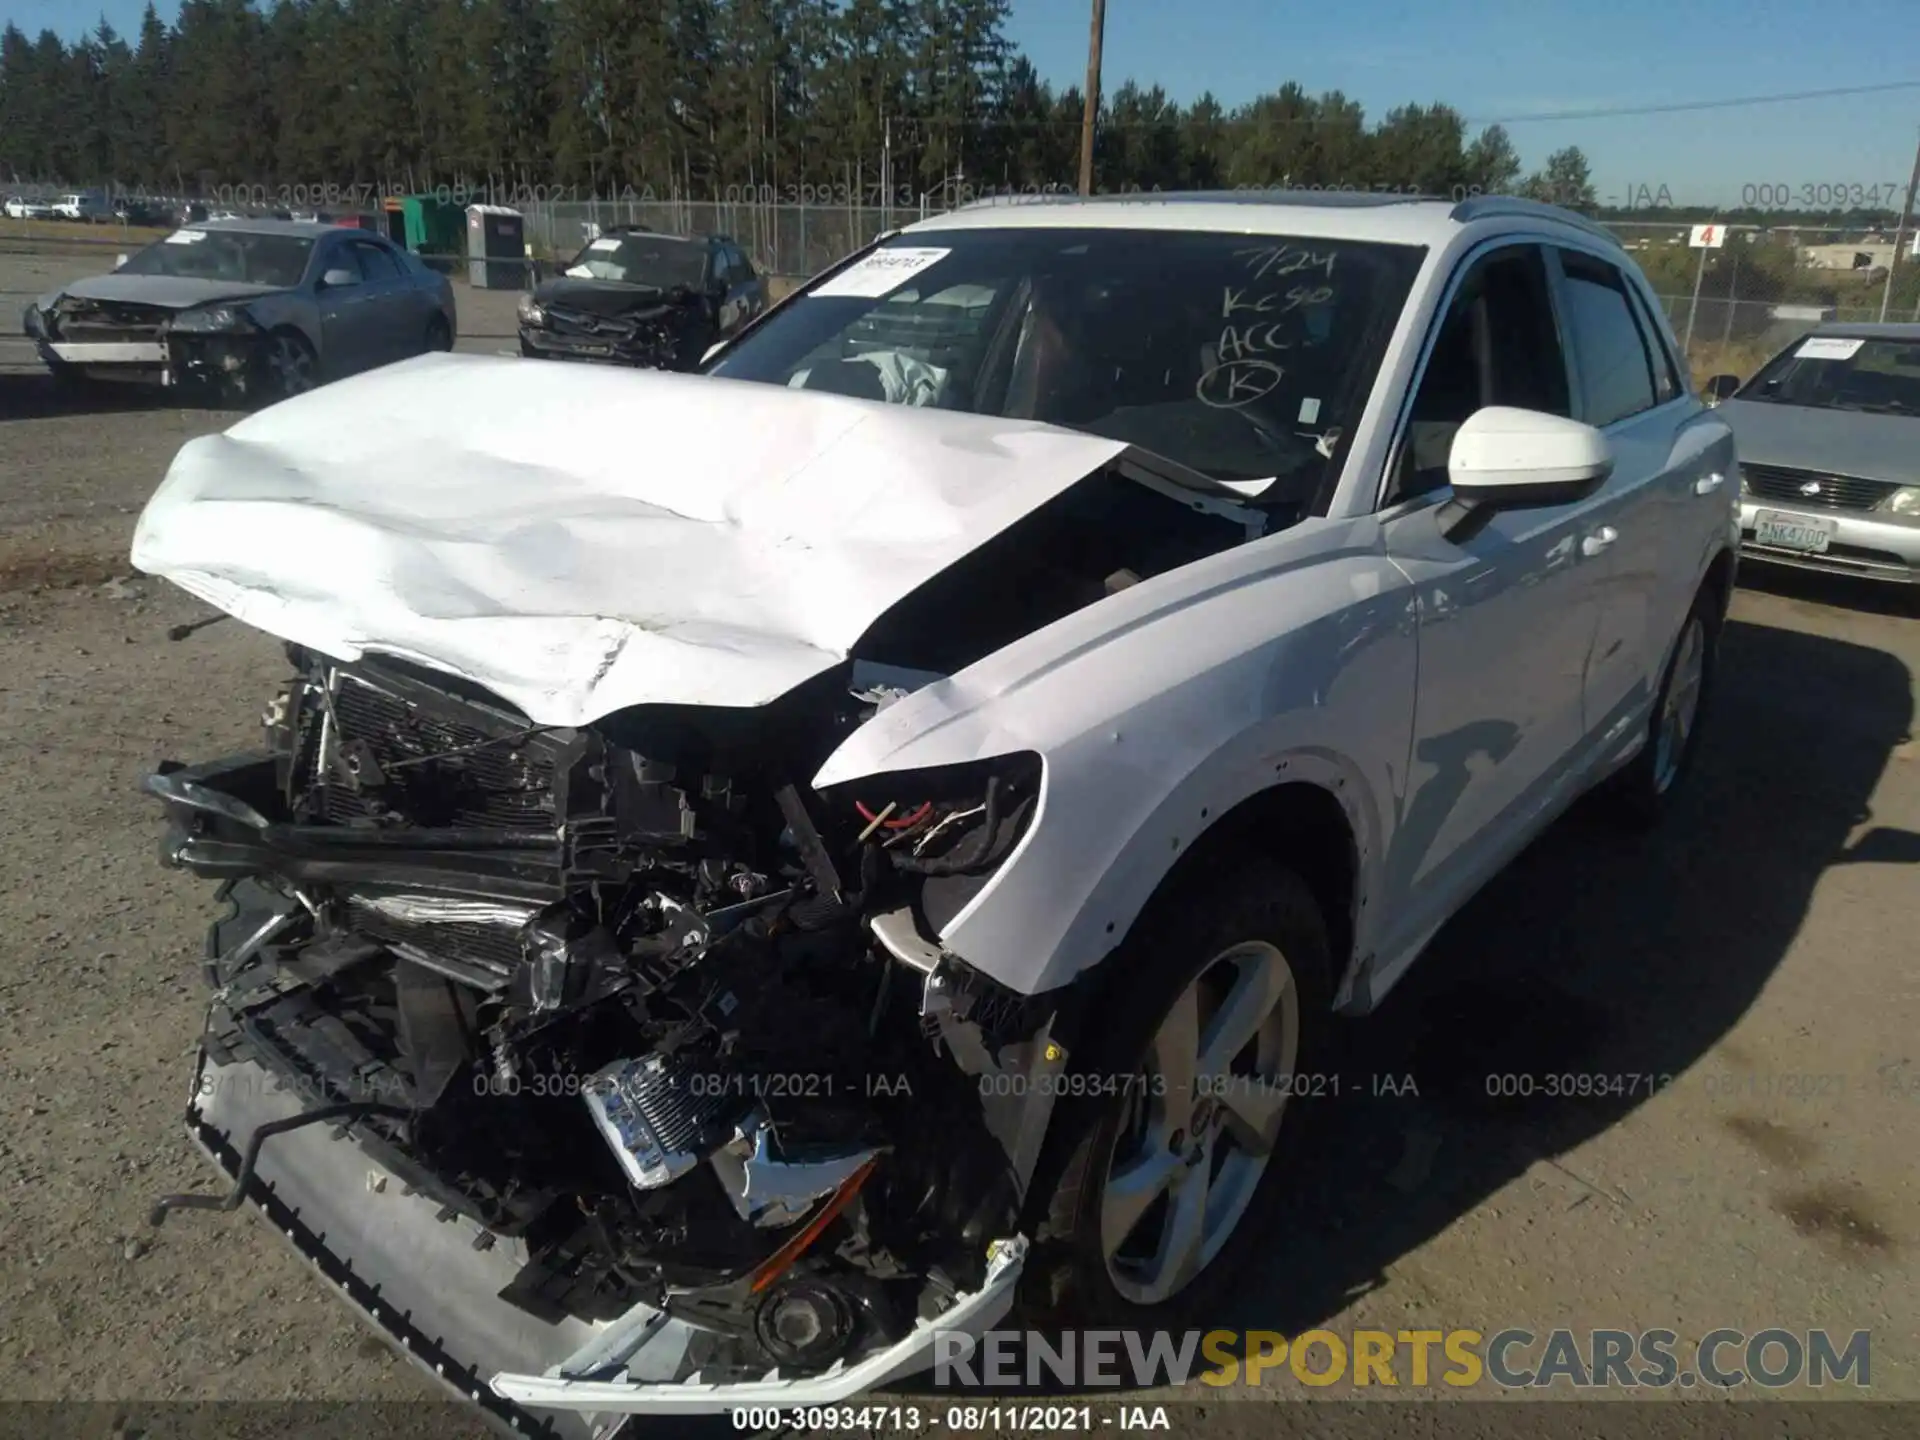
50, 191, 112, 222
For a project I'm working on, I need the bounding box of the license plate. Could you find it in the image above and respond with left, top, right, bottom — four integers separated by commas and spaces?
1754, 510, 1836, 554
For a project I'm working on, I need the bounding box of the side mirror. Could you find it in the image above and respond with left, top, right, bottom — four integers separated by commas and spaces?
1446, 407, 1613, 511
1703, 373, 1741, 404
319, 268, 357, 289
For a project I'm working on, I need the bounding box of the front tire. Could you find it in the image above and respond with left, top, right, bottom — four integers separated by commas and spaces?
255, 328, 320, 403
1022, 857, 1334, 1327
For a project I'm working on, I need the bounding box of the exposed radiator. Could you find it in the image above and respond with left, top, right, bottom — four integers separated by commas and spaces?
312, 668, 562, 832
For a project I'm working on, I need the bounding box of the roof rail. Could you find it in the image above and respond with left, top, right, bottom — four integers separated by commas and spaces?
1449, 194, 1619, 244
954, 188, 1452, 213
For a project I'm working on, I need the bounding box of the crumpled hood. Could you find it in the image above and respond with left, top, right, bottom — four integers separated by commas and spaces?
130, 353, 1129, 726
52, 273, 285, 310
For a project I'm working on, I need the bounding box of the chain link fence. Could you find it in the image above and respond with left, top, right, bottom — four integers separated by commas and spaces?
514, 205, 1920, 381
11, 189, 1920, 384
517, 196, 933, 281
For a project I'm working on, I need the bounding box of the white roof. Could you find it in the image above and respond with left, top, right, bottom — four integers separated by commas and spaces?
900, 190, 1615, 249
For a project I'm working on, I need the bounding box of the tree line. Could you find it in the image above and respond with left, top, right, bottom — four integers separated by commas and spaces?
0, 0, 1611, 208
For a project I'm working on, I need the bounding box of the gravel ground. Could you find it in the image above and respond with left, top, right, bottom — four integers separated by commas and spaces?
1, 243, 1916, 1431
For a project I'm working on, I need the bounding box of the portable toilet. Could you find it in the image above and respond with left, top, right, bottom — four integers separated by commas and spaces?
467, 205, 527, 289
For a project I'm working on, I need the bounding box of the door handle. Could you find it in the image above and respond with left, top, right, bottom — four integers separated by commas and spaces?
1694, 472, 1725, 495
1581, 526, 1618, 557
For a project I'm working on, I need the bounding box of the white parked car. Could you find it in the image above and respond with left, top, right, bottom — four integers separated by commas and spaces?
131, 192, 1737, 1432
4, 194, 55, 220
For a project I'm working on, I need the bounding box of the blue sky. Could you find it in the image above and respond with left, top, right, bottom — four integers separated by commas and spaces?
7, 0, 1917, 206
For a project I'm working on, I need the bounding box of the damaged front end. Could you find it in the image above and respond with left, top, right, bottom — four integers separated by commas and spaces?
518, 290, 708, 369
161, 303, 275, 397
30, 293, 270, 395
148, 649, 1067, 1424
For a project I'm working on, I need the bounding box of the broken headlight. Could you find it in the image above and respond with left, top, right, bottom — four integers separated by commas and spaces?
169, 304, 260, 334
823, 752, 1044, 879
516, 294, 545, 327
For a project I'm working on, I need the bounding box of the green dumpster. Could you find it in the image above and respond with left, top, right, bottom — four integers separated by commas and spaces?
380, 195, 465, 257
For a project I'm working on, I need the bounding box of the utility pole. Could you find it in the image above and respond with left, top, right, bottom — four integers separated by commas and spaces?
1879, 125, 1920, 322
1078, 0, 1106, 196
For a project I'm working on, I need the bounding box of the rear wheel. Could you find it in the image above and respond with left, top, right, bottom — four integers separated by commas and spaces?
425, 314, 453, 352
1022, 858, 1334, 1326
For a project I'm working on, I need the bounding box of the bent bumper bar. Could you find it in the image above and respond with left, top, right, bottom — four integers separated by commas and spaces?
492, 1240, 1027, 1417
187, 1050, 1027, 1426
46, 340, 167, 363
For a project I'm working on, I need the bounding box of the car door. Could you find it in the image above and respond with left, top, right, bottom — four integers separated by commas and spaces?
314, 238, 381, 376
1546, 245, 1697, 753
341, 237, 419, 366
723, 243, 765, 332
707, 245, 740, 335
1373, 241, 1611, 956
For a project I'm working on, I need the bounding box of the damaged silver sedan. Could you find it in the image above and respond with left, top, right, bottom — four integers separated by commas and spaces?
132, 193, 1735, 1433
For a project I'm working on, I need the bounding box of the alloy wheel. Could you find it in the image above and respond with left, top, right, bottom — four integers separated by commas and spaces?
1652, 615, 1707, 794
1100, 940, 1300, 1307
266, 335, 317, 397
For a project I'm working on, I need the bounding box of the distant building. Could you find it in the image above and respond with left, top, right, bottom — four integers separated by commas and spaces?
1799, 235, 1920, 270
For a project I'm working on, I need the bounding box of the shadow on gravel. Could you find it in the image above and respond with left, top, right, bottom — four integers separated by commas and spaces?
1735, 556, 1920, 620
1190, 609, 1918, 1342
0, 370, 243, 421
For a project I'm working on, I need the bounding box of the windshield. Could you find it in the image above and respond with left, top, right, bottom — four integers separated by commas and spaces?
706, 227, 1424, 497
563, 233, 708, 288
119, 229, 315, 288
1737, 334, 1920, 414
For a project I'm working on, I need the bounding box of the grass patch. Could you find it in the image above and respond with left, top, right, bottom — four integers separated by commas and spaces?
1688, 338, 1778, 389
0, 217, 172, 250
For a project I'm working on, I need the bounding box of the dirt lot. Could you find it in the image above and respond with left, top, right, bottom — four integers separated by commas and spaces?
1, 241, 1916, 1430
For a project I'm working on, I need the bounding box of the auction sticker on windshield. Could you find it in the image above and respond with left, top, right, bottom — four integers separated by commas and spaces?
811, 247, 952, 298
165, 230, 207, 244
1795, 336, 1864, 361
